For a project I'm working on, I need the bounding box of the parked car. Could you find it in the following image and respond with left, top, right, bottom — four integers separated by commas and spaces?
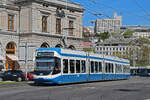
0, 70, 25, 82
27, 71, 34, 81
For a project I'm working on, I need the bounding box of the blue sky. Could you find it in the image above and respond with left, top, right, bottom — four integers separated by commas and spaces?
70, 0, 150, 26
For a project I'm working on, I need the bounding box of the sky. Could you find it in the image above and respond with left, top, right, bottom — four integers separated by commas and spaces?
70, 0, 150, 26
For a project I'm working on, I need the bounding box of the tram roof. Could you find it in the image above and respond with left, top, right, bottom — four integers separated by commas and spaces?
36, 48, 130, 64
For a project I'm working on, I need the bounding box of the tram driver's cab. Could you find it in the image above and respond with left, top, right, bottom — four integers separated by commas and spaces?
34, 51, 61, 76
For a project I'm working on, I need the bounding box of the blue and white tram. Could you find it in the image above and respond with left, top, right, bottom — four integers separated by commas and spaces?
130, 66, 150, 77
34, 48, 130, 84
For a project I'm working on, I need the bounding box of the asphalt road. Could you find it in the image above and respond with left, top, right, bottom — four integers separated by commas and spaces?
0, 77, 150, 100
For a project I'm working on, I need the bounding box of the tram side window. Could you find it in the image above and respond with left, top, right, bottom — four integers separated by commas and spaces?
112, 63, 114, 73
123, 65, 129, 73
105, 63, 113, 73
91, 61, 94, 73
110, 63, 114, 73
105, 63, 109, 73
70, 60, 75, 73
99, 62, 102, 72
115, 64, 119, 73
76, 60, 80, 73
127, 65, 130, 73
116, 64, 122, 73
81, 60, 86, 73
109, 63, 112, 73
95, 62, 98, 73
123, 65, 126, 73
147, 69, 150, 73
105, 63, 107, 73
119, 64, 123, 73
53, 58, 61, 75
63, 59, 68, 73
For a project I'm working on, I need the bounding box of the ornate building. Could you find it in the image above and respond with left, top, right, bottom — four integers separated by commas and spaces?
0, 0, 84, 71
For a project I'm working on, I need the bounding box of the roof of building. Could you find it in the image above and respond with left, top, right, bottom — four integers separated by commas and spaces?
13, 0, 84, 12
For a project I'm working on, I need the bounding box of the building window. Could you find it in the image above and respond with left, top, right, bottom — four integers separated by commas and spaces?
56, 18, 61, 34
68, 20, 74, 35
8, 14, 14, 31
42, 16, 47, 32
69, 10, 74, 13
40, 42, 49, 48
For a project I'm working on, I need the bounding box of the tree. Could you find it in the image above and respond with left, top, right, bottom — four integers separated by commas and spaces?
95, 32, 110, 41
83, 48, 96, 53
82, 32, 88, 37
123, 29, 134, 38
138, 37, 150, 44
113, 37, 150, 66
128, 38, 150, 66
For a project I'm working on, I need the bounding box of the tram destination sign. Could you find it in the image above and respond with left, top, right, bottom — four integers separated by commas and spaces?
37, 52, 54, 56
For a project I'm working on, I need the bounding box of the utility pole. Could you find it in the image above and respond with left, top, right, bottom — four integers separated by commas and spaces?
25, 42, 28, 80
64, 0, 68, 49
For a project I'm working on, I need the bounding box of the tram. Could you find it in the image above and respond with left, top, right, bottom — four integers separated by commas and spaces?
34, 48, 130, 84
130, 66, 150, 77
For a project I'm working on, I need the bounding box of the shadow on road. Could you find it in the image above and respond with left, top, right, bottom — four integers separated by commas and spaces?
115, 88, 140, 92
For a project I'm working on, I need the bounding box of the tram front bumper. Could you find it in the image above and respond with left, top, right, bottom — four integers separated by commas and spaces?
34, 78, 55, 84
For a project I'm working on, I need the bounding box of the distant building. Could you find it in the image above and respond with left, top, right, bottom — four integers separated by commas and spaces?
121, 25, 150, 39
95, 35, 132, 56
133, 30, 150, 38
86, 26, 95, 34
95, 12, 122, 34
83, 27, 90, 36
83, 26, 95, 36
121, 25, 150, 31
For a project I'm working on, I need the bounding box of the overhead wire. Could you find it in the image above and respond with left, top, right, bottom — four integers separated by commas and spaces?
132, 0, 150, 17
83, 0, 150, 21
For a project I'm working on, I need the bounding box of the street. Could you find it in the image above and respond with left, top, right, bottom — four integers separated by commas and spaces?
0, 77, 150, 100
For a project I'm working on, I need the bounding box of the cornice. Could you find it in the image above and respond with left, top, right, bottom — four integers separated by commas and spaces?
0, 4, 20, 11
19, 32, 83, 40
15, 0, 84, 12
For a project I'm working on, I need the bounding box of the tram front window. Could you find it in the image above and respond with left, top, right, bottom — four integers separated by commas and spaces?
35, 57, 61, 75
36, 62, 54, 71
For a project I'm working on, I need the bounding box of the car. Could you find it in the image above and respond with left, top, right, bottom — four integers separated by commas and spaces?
0, 70, 25, 82
27, 71, 34, 81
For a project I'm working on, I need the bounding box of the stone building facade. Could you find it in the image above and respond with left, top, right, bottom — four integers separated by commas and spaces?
0, 0, 84, 71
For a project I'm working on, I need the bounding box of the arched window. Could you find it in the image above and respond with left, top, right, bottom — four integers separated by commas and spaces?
68, 45, 76, 50
55, 44, 63, 48
6, 42, 16, 55
40, 42, 49, 48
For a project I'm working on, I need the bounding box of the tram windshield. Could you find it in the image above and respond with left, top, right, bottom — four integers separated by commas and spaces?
34, 57, 61, 75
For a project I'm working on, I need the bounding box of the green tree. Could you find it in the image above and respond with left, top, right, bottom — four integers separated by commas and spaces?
123, 29, 134, 38
95, 32, 110, 41
83, 48, 96, 53
82, 32, 88, 37
138, 37, 150, 44
128, 38, 150, 66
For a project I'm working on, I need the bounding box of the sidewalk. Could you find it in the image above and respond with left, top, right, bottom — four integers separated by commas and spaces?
0, 81, 34, 87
